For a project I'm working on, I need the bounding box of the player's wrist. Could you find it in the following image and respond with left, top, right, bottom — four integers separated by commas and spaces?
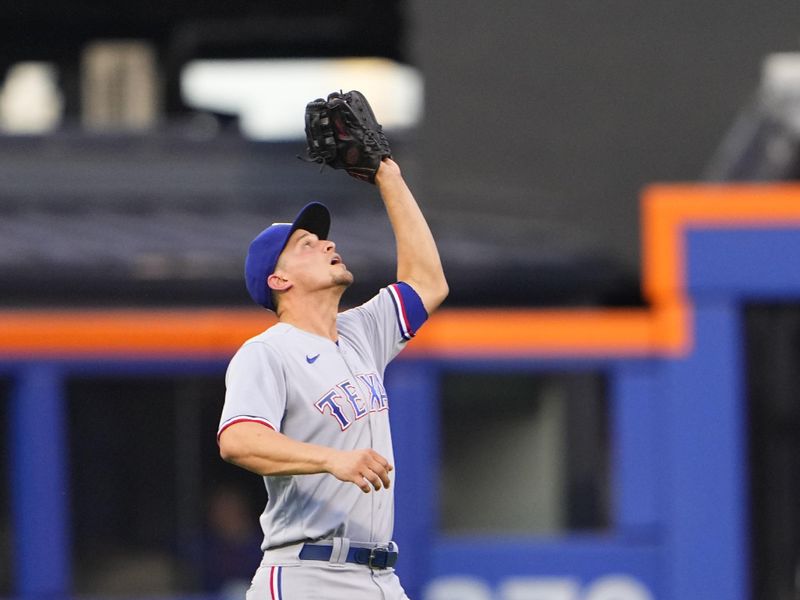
375, 159, 402, 185
318, 446, 339, 474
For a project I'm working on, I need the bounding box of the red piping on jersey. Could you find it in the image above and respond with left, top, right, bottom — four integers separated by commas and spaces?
389, 283, 413, 336
216, 417, 276, 445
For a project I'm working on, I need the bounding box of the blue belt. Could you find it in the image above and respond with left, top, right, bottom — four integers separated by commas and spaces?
299, 543, 398, 569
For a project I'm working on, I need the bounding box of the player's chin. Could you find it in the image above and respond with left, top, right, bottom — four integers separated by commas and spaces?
332, 269, 354, 287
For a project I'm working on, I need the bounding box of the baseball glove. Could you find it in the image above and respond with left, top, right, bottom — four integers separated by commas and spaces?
302, 90, 392, 183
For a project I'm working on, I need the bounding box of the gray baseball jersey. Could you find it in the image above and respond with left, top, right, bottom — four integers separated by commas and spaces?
218, 282, 428, 552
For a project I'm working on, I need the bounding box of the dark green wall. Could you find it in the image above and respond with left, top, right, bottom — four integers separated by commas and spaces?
410, 1, 799, 269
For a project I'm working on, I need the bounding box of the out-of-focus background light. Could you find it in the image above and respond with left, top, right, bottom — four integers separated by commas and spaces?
181, 58, 424, 140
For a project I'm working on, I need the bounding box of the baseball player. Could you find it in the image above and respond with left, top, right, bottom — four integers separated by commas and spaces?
217, 156, 448, 599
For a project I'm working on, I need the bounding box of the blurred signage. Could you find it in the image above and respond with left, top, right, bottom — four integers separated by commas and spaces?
424, 574, 655, 600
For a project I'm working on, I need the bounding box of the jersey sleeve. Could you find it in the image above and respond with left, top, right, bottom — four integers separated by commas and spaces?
338, 281, 429, 371
217, 341, 287, 442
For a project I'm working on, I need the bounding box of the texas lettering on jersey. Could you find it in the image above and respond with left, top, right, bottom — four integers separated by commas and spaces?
314, 372, 389, 430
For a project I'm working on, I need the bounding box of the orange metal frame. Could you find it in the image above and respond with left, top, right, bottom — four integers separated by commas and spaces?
3, 184, 800, 359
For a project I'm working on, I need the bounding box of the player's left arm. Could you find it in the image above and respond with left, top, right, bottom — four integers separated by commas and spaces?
375, 158, 449, 314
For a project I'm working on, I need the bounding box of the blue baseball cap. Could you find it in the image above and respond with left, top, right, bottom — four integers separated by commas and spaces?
244, 202, 331, 310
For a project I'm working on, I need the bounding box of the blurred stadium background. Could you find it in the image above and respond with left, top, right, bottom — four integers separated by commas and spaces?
1, 2, 800, 600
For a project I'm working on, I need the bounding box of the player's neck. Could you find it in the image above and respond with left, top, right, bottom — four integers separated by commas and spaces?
277, 290, 341, 341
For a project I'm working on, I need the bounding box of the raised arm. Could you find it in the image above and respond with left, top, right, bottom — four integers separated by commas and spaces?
375, 158, 449, 314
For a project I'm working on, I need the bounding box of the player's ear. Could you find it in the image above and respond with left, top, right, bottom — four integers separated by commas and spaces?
267, 273, 292, 293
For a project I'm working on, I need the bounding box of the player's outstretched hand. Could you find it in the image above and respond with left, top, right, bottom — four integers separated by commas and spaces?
326, 448, 393, 493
